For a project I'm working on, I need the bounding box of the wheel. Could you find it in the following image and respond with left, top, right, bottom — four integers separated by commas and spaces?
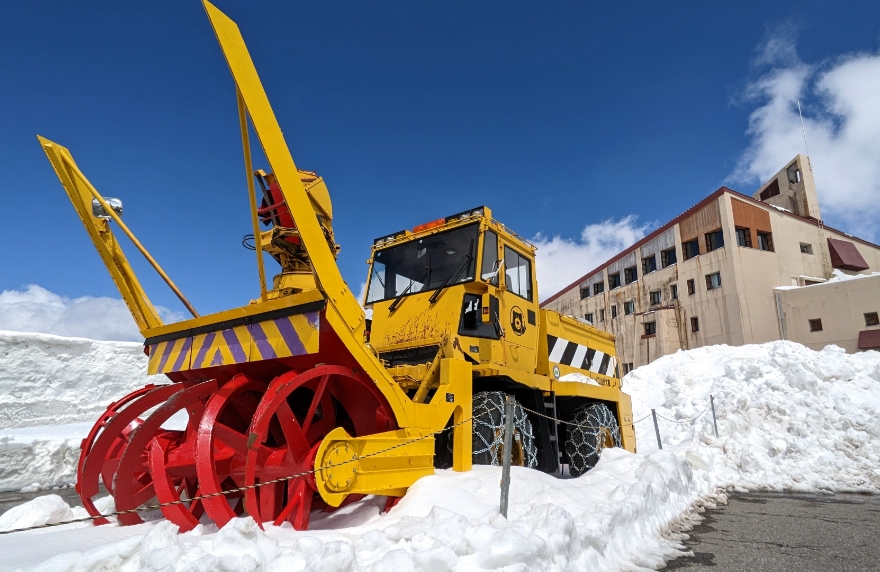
77, 383, 189, 525
565, 402, 621, 477
243, 365, 396, 530
114, 380, 218, 526
471, 391, 537, 468
195, 374, 271, 529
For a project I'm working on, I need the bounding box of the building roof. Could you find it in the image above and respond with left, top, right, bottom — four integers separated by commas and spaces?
541, 187, 880, 308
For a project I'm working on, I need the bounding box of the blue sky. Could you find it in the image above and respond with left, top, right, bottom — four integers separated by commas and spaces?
2, 0, 879, 335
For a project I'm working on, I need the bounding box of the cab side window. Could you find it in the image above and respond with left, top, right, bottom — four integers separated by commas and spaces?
480, 230, 499, 286
503, 246, 533, 301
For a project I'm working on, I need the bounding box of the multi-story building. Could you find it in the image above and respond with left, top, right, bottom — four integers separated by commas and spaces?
541, 155, 880, 373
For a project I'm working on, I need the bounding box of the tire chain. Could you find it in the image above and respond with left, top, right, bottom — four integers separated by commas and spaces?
471, 391, 538, 469
564, 403, 622, 477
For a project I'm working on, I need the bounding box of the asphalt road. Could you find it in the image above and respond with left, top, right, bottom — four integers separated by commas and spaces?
665, 492, 880, 571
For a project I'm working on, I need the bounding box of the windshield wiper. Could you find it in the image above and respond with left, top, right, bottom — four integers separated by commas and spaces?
389, 262, 431, 313
429, 239, 474, 304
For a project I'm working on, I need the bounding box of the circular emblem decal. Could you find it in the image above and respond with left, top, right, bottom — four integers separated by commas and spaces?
553, 365, 560, 379
510, 306, 526, 336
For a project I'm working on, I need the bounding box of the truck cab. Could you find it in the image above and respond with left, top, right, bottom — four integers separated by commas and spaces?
365, 206, 541, 377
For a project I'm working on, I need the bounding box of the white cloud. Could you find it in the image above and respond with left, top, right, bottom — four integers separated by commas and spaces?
730, 30, 880, 241
0, 285, 184, 342
533, 216, 654, 301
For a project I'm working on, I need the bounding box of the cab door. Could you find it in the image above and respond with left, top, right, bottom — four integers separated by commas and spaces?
499, 243, 539, 373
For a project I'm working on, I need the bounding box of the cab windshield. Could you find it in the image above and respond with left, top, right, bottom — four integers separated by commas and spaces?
367, 224, 479, 304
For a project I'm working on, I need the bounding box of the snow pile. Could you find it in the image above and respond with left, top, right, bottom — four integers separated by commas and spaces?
775, 268, 880, 290
559, 372, 600, 386
626, 341, 880, 492
0, 330, 149, 430
1, 453, 719, 572
0, 494, 84, 533
825, 268, 880, 284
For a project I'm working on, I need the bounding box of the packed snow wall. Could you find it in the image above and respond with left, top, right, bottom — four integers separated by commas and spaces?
0, 330, 149, 429
626, 341, 880, 493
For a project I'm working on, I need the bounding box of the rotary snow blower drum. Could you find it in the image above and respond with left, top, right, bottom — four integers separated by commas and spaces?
39, 1, 636, 532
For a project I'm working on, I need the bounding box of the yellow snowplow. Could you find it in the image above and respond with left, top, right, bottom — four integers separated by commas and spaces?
39, 1, 635, 532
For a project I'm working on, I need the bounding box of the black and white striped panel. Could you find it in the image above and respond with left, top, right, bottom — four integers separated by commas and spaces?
547, 335, 617, 377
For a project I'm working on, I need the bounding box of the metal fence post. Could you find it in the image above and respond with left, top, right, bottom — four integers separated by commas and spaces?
651, 408, 662, 450
500, 396, 515, 518
710, 395, 718, 438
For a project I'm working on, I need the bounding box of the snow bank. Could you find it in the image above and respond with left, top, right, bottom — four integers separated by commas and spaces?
626, 341, 880, 493
0, 330, 149, 429
0, 494, 83, 532
0, 423, 91, 492
3, 452, 718, 572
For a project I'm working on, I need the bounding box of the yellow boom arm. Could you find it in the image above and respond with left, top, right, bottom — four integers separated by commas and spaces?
38, 138, 166, 333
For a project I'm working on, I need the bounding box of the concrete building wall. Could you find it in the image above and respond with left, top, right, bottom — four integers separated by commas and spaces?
752, 154, 821, 220
542, 155, 880, 367
775, 275, 880, 352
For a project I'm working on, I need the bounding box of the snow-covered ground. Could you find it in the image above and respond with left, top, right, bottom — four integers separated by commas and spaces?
0, 455, 716, 572
0, 329, 878, 571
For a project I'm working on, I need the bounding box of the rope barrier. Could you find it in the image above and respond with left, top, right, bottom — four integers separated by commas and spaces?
654, 401, 713, 424
0, 394, 721, 536
519, 404, 652, 429
0, 404, 494, 536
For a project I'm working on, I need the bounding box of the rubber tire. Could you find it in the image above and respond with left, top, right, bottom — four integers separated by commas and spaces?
565, 402, 621, 477
471, 391, 538, 468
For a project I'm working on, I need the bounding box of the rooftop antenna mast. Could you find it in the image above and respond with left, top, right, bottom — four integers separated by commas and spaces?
797, 100, 812, 169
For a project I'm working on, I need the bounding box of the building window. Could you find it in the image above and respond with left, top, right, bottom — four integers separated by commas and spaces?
687, 279, 695, 295
690, 317, 699, 332
705, 229, 724, 252
593, 281, 605, 295
644, 321, 656, 336
682, 239, 700, 260
611, 305, 618, 319
670, 284, 678, 300
624, 301, 635, 315
759, 178, 780, 200
705, 272, 722, 290
661, 247, 677, 268
787, 162, 802, 184
609, 273, 621, 289
642, 255, 657, 275
809, 318, 823, 332
866, 312, 879, 327
580, 287, 590, 300
649, 290, 661, 305
599, 308, 605, 322
585, 312, 594, 324
800, 243, 813, 255
736, 227, 752, 248
622, 362, 634, 375
757, 231, 774, 252
624, 266, 638, 285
